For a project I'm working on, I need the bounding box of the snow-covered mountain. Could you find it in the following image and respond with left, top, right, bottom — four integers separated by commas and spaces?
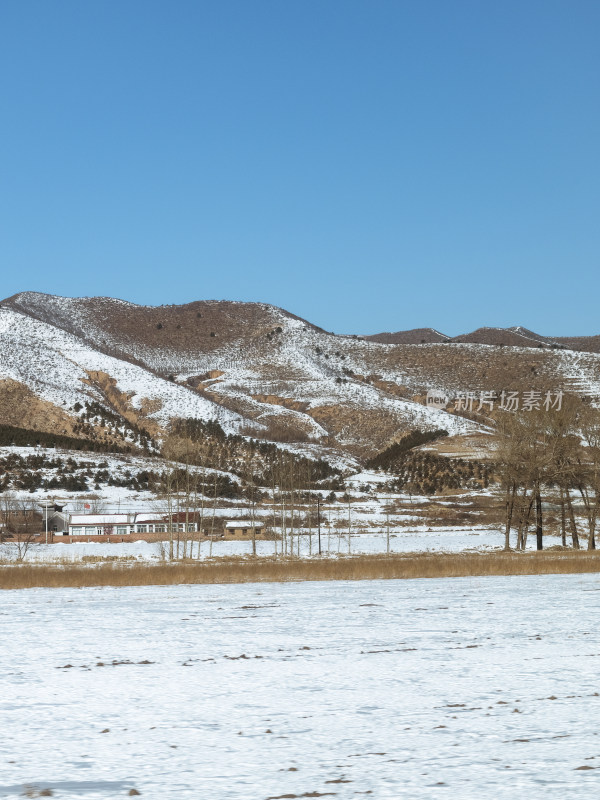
2, 292, 600, 459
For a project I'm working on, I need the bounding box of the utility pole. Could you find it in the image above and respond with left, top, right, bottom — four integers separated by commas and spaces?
317, 495, 321, 556
348, 498, 351, 554
386, 508, 390, 554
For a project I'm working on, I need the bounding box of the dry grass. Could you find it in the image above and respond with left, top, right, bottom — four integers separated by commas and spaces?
1, 551, 600, 590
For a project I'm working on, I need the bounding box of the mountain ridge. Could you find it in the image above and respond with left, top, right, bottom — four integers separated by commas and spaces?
366, 324, 600, 352
2, 292, 600, 463
5, 292, 599, 352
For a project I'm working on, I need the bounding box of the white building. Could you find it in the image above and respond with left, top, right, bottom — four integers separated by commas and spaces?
67, 513, 199, 536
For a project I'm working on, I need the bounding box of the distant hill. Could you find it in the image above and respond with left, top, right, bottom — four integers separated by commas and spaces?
365, 328, 450, 345
367, 324, 600, 353
552, 335, 600, 354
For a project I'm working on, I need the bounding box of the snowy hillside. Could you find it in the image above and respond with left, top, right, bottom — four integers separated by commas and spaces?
4, 292, 600, 460
0, 306, 247, 434
0, 294, 487, 456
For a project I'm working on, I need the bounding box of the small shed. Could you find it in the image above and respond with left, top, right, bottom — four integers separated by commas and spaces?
224, 520, 263, 536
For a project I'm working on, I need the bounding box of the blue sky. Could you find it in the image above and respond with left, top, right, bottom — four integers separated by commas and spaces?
1, 0, 598, 335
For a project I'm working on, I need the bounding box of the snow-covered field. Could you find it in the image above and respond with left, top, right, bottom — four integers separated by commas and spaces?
1, 527, 563, 563
2, 574, 600, 798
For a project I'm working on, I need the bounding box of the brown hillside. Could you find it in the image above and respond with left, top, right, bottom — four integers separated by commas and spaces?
365, 328, 449, 344
0, 379, 131, 448
0, 379, 78, 435
449, 327, 552, 348
553, 335, 600, 353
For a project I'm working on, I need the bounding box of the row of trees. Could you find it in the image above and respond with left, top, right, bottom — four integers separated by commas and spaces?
0, 423, 132, 453
382, 451, 492, 496
365, 429, 449, 470
0, 452, 158, 494
497, 397, 600, 550
158, 433, 339, 559
166, 417, 342, 486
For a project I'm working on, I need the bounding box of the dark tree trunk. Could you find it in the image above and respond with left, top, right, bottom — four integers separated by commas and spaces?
559, 486, 567, 547
565, 489, 580, 549
517, 493, 533, 551
504, 482, 516, 550
578, 484, 598, 551
535, 486, 543, 551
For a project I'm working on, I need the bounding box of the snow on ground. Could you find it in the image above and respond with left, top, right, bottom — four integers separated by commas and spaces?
264, 441, 361, 473
2, 574, 600, 799
558, 348, 600, 401
345, 468, 390, 486
2, 528, 561, 563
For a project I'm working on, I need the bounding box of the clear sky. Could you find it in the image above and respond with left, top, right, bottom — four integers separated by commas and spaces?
1, 0, 598, 335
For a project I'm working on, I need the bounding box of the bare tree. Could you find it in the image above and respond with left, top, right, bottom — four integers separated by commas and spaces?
576, 404, 600, 550
0, 494, 41, 562
496, 397, 588, 551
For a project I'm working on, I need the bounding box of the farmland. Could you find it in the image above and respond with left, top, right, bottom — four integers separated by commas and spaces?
2, 575, 600, 798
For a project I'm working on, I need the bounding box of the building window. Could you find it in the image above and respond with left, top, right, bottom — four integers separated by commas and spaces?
71, 527, 82, 535
116, 526, 127, 535
136, 525, 147, 533
155, 524, 166, 533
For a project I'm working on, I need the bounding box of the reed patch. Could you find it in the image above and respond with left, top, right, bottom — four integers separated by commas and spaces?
1, 550, 600, 590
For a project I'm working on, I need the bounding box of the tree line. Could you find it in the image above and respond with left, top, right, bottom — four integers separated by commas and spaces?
497, 397, 600, 550
0, 423, 133, 453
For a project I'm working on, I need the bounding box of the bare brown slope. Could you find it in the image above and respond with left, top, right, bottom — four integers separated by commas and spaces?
449, 327, 549, 347
448, 327, 600, 351
365, 328, 449, 344
504, 326, 556, 345
354, 341, 600, 400
367, 326, 600, 351
553, 335, 600, 353
0, 379, 77, 435
0, 379, 131, 448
